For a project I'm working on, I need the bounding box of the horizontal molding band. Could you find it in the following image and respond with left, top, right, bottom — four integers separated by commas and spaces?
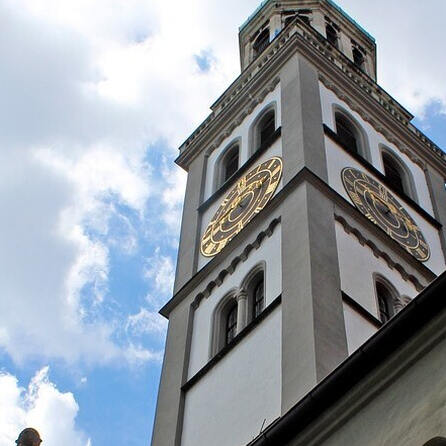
162, 166, 435, 317
182, 295, 282, 392
198, 127, 282, 213
342, 291, 382, 329
324, 123, 442, 229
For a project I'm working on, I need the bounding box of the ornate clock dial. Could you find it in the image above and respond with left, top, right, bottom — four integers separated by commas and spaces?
341, 167, 430, 262
201, 156, 283, 257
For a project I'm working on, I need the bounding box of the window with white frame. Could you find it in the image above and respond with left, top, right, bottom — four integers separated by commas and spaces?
334, 111, 368, 159
225, 303, 238, 346
247, 271, 265, 321
375, 278, 399, 323
211, 294, 239, 355
211, 265, 266, 357
251, 107, 276, 154
253, 280, 265, 319
215, 142, 240, 190
242, 265, 266, 323
381, 150, 416, 200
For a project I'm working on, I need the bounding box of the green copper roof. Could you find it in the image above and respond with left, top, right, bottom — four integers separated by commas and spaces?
239, 0, 271, 31
239, 0, 375, 43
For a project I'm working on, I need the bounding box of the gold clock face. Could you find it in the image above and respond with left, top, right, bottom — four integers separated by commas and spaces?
201, 156, 283, 257
341, 167, 430, 262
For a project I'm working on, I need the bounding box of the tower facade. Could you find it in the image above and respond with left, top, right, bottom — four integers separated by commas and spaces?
151, 2, 446, 446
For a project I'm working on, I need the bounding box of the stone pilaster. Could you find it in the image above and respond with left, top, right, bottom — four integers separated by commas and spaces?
151, 300, 194, 446
280, 54, 348, 414
174, 153, 208, 294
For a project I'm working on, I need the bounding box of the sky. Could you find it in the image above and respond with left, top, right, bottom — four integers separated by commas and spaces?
1, 1, 446, 445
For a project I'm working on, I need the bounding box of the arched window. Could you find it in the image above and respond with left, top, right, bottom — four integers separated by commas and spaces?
335, 113, 360, 156
253, 280, 265, 319
211, 293, 239, 355
352, 47, 365, 70
259, 110, 275, 147
251, 107, 276, 154
297, 10, 311, 26
326, 23, 338, 48
225, 303, 238, 346
376, 282, 392, 322
284, 14, 295, 28
253, 29, 270, 59
242, 265, 266, 322
381, 150, 416, 200
284, 10, 311, 27
375, 278, 398, 323
383, 152, 404, 194
222, 145, 239, 184
214, 142, 240, 190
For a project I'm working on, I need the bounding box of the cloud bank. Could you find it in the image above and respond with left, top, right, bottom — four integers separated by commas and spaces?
1, 0, 446, 368
0, 368, 90, 446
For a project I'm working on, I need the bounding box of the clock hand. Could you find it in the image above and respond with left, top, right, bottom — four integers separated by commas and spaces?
402, 216, 417, 232
217, 179, 261, 222
371, 192, 392, 215
213, 175, 269, 233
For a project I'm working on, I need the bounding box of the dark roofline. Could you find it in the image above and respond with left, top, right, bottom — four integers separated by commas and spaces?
247, 270, 446, 446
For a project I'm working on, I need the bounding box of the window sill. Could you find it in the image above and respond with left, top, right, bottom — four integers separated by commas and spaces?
323, 124, 442, 229
182, 295, 282, 392
198, 127, 282, 213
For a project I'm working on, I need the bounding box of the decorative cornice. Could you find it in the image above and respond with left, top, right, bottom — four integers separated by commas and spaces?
163, 167, 435, 317
334, 213, 426, 292
319, 76, 426, 169
206, 77, 281, 156
199, 127, 282, 213
191, 217, 281, 310
177, 18, 445, 172
323, 124, 441, 228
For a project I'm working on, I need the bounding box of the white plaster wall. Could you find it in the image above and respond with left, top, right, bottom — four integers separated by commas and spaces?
319, 82, 435, 216
203, 85, 282, 201
336, 222, 419, 318
189, 227, 282, 377
181, 306, 281, 446
343, 302, 377, 354
198, 137, 283, 270
326, 137, 445, 275
320, 325, 446, 446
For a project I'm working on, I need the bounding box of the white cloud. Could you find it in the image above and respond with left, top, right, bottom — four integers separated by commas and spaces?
126, 308, 168, 337
144, 248, 175, 302
335, 0, 446, 118
161, 164, 187, 235
124, 343, 164, 365
1, 0, 445, 368
0, 367, 90, 446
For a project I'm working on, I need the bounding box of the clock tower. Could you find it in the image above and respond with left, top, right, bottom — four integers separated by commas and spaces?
151, 2, 446, 446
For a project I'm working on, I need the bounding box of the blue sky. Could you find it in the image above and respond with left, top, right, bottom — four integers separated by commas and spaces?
1, 1, 446, 445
